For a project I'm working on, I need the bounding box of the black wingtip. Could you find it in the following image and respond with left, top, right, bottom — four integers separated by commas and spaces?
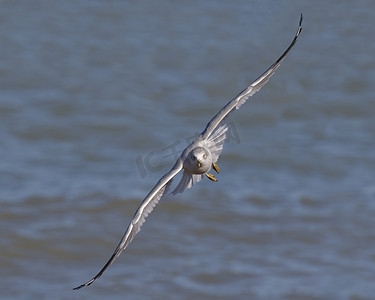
73, 251, 117, 290
73, 284, 84, 291
73, 278, 96, 290
298, 13, 303, 36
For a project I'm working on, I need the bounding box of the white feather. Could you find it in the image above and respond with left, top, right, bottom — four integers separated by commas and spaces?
171, 172, 202, 195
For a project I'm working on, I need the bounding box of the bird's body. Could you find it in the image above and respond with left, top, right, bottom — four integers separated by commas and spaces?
74, 15, 303, 290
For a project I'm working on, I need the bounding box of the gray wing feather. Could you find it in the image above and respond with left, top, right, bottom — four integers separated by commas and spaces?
73, 160, 183, 290
200, 14, 303, 141
205, 124, 228, 163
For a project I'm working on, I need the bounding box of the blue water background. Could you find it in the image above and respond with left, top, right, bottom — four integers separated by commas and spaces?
1, 1, 374, 299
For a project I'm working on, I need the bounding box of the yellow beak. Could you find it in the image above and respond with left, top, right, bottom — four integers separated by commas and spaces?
197, 160, 202, 167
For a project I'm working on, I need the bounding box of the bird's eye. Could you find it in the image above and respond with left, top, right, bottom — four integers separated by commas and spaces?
203, 154, 207, 159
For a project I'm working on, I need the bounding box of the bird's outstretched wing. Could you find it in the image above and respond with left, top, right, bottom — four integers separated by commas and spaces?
73, 160, 183, 290
200, 14, 303, 141
74, 14, 303, 290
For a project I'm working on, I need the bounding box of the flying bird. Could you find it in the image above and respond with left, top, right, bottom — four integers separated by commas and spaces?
74, 14, 303, 290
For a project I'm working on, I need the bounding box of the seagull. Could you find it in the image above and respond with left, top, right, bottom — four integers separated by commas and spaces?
74, 14, 303, 290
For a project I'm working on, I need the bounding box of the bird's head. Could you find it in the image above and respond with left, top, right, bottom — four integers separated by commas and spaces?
185, 147, 212, 174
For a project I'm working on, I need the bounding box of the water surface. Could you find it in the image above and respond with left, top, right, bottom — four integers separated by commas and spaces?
1, 1, 375, 299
